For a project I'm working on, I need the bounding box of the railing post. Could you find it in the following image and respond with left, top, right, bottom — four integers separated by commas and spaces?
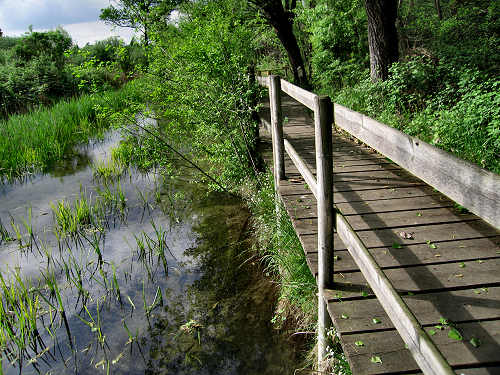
314, 95, 334, 369
269, 75, 285, 189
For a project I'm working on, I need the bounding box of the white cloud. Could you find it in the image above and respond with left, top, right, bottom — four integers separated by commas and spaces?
0, 0, 110, 32
4, 21, 137, 47
63, 21, 137, 46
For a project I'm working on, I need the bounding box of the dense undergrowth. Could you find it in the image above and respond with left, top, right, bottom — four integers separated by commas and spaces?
0, 80, 144, 181
295, 0, 500, 174
0, 30, 146, 119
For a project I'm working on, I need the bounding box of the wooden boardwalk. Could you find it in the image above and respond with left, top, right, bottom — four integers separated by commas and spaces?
258, 94, 500, 375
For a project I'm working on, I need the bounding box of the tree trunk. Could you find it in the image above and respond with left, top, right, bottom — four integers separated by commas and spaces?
251, 0, 309, 88
434, 0, 442, 20
365, 0, 399, 81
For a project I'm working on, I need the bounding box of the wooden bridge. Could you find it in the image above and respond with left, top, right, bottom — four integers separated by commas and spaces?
256, 76, 500, 375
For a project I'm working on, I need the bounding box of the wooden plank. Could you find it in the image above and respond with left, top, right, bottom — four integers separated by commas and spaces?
300, 221, 499, 253
282, 194, 453, 219
293, 208, 478, 233
343, 320, 500, 374
406, 367, 500, 375
331, 237, 500, 273
280, 79, 317, 110
279, 177, 426, 196
330, 287, 500, 334
329, 257, 500, 297
335, 213, 454, 375
334, 103, 500, 228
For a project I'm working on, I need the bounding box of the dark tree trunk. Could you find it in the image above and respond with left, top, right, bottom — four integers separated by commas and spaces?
365, 0, 399, 81
434, 0, 442, 20
250, 0, 309, 88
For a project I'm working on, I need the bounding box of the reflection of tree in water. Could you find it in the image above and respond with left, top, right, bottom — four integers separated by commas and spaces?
145, 196, 300, 375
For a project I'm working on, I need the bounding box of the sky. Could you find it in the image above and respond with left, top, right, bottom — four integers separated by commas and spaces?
0, 0, 137, 46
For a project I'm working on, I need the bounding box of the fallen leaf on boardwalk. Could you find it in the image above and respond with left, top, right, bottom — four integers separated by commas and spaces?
355, 341, 364, 347
459, 262, 466, 268
399, 231, 414, 239
392, 242, 403, 249
289, 178, 303, 183
341, 314, 349, 319
455, 274, 464, 278
448, 328, 463, 341
372, 318, 381, 324
470, 337, 481, 348
370, 356, 382, 364
428, 329, 436, 336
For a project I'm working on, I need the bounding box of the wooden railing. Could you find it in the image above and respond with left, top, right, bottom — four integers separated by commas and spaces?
254, 75, 500, 374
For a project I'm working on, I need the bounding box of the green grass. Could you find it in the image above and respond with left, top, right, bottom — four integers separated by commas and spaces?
242, 173, 317, 321
0, 81, 143, 181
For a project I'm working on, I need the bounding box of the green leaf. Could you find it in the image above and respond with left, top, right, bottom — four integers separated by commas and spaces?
439, 317, 449, 325
372, 318, 381, 324
416, 212, 422, 217
334, 256, 340, 261
370, 356, 382, 364
341, 314, 349, 319
407, 291, 414, 296
448, 328, 463, 341
392, 242, 402, 249
435, 325, 444, 330
428, 329, 436, 336
355, 340, 364, 347
459, 262, 466, 268
361, 291, 368, 297
470, 337, 481, 348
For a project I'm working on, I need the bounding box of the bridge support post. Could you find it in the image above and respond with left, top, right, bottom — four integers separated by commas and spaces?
269, 75, 285, 189
314, 95, 334, 370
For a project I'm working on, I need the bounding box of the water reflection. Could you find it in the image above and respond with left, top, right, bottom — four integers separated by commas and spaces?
0, 130, 304, 374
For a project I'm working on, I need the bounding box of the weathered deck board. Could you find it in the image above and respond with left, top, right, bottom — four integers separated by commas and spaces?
259, 94, 500, 375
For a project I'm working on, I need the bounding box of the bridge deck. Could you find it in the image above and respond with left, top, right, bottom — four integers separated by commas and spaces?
259, 95, 500, 375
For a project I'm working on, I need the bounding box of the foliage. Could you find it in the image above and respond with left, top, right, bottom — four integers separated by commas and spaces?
0, 30, 145, 119
144, 0, 260, 190
296, 0, 368, 90
242, 174, 317, 318
0, 80, 145, 180
13, 29, 72, 69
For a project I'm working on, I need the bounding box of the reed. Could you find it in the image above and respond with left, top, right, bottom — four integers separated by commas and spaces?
0, 81, 143, 181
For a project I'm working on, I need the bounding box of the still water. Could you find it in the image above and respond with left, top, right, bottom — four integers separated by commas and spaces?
0, 130, 303, 374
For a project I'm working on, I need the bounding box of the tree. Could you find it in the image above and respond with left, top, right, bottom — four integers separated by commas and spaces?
365, 0, 399, 81
13, 28, 73, 69
249, 0, 309, 87
100, 0, 166, 46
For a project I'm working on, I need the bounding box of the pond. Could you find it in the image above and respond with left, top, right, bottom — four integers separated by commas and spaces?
0, 128, 304, 374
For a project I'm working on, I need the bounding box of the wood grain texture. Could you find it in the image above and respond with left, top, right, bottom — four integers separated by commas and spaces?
280, 79, 317, 110
259, 92, 500, 375
335, 213, 454, 375
334, 103, 500, 228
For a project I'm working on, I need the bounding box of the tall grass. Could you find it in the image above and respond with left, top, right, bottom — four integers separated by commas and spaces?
242, 173, 317, 321
0, 81, 143, 181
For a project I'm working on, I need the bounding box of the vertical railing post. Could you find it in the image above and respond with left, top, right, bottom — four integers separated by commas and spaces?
269, 75, 285, 190
314, 95, 334, 369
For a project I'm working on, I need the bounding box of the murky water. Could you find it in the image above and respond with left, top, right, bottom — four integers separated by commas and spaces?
0, 129, 303, 374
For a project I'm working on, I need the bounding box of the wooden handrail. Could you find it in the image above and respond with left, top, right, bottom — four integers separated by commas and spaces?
280, 79, 316, 110
254, 75, 495, 374
334, 104, 500, 229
